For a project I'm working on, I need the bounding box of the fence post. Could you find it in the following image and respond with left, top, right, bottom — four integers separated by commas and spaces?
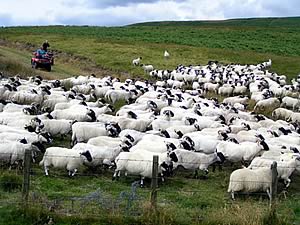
150, 155, 159, 208
22, 149, 31, 203
270, 161, 278, 207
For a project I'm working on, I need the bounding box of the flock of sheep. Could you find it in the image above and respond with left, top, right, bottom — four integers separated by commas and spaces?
0, 58, 300, 200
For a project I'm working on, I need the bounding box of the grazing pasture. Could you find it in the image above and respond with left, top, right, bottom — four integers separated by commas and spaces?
0, 17, 300, 225
1, 17, 300, 80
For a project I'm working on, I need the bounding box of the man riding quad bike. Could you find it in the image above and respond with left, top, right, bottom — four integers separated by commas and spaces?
31, 46, 54, 72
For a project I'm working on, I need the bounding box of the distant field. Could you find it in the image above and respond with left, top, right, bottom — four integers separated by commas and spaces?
0, 17, 300, 80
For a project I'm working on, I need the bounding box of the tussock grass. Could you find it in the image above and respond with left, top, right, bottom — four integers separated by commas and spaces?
0, 56, 36, 78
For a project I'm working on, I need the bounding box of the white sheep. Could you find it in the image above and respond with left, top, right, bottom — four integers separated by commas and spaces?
132, 57, 142, 66
0, 141, 41, 166
141, 64, 154, 74
170, 149, 226, 178
164, 50, 170, 59
72, 143, 125, 167
87, 136, 122, 148
39, 119, 74, 137
51, 108, 96, 122
281, 96, 300, 110
112, 150, 172, 186
71, 122, 118, 145
216, 140, 269, 163
254, 98, 280, 112
39, 147, 93, 176
227, 167, 272, 200
249, 154, 300, 187
272, 108, 293, 121
288, 112, 300, 123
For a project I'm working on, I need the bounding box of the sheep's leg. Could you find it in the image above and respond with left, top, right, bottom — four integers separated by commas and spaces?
231, 191, 235, 200
71, 168, 78, 176
266, 188, 271, 200
112, 170, 118, 180
284, 178, 291, 188
112, 170, 121, 180
140, 177, 145, 188
44, 166, 49, 176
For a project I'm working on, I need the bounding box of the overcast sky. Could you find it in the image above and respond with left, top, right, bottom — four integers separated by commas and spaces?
0, 0, 299, 27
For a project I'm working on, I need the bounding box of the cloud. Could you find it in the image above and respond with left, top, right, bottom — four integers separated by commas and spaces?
0, 0, 298, 27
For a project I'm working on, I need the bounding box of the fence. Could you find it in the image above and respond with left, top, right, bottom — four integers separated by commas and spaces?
0, 149, 299, 223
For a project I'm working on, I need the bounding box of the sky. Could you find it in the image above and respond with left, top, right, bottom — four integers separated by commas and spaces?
0, 0, 299, 27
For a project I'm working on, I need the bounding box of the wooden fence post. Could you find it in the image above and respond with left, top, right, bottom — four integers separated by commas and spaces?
150, 155, 159, 208
22, 149, 31, 203
270, 161, 278, 207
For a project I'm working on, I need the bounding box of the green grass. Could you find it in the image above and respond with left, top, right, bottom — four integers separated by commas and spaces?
0, 17, 300, 224
1, 159, 300, 224
0, 17, 300, 80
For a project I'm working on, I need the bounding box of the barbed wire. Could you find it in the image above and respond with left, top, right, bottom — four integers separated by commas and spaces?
0, 151, 299, 168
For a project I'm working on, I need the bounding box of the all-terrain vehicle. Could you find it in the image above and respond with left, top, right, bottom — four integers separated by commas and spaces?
31, 51, 54, 72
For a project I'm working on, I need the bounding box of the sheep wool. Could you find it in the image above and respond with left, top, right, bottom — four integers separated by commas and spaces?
227, 167, 272, 200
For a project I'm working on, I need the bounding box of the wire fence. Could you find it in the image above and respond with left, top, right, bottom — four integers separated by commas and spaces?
0, 150, 300, 219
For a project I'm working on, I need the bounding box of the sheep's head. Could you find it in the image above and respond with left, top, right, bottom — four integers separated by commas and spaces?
165, 142, 176, 152
168, 151, 178, 163
124, 134, 135, 143
80, 150, 93, 162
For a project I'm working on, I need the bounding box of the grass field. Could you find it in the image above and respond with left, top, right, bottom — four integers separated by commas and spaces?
0, 17, 300, 224
0, 17, 300, 81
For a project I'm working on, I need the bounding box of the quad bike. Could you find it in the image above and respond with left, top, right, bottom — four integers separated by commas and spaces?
31, 51, 54, 72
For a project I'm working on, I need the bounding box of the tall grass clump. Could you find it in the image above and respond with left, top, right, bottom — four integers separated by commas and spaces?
202, 201, 290, 225
0, 56, 35, 78
0, 172, 22, 192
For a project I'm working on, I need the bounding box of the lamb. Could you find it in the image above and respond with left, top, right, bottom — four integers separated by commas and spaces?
132, 57, 142, 66
227, 167, 272, 200
39, 147, 92, 176
141, 64, 154, 74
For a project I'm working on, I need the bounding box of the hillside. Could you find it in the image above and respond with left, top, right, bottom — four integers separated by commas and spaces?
0, 17, 300, 80
131, 17, 300, 27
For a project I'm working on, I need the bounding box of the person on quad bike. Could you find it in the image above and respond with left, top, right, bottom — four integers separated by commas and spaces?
42, 40, 50, 52
36, 46, 46, 59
